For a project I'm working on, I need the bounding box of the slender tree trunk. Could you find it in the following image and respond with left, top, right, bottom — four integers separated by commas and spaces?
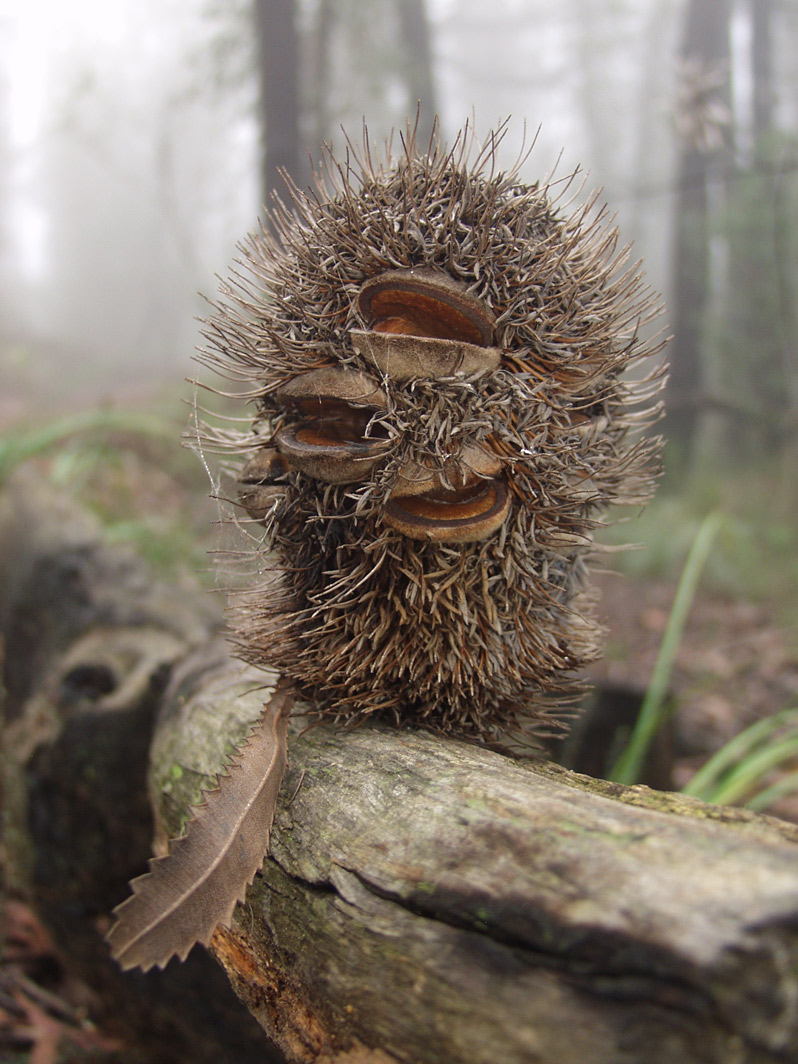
628, 0, 678, 248
748, 0, 798, 436
396, 0, 438, 146
666, 0, 731, 462
308, 0, 334, 149
566, 0, 615, 182
750, 0, 775, 142
254, 0, 302, 209
719, 0, 796, 456
0, 48, 17, 345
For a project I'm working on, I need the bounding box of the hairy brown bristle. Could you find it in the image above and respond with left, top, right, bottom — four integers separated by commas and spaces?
198, 121, 666, 746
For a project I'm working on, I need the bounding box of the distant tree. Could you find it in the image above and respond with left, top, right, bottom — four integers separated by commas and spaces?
254, 0, 302, 206
750, 0, 774, 145
666, 0, 732, 461
0, 23, 16, 345
307, 0, 334, 150
396, 0, 438, 145
716, 0, 798, 455
253, 0, 437, 208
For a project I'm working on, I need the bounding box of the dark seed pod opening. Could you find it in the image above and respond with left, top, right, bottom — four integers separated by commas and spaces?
271, 366, 390, 483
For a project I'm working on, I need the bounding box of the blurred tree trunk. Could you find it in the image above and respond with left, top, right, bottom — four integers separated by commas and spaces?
254, 0, 302, 208
566, 1, 615, 182
666, 0, 731, 463
254, 0, 437, 210
718, 0, 798, 457
748, 0, 798, 429
0, 51, 9, 318
397, 0, 438, 146
308, 0, 334, 150
628, 0, 678, 245
750, 0, 774, 144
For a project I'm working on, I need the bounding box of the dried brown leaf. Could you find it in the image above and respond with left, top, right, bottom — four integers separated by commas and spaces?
106, 681, 292, 971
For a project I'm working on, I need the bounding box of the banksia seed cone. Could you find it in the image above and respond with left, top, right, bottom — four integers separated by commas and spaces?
200, 125, 665, 745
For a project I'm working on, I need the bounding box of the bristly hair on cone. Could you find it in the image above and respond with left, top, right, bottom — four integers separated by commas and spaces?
195, 118, 667, 748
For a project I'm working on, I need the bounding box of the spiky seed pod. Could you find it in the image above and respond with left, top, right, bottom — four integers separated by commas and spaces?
200, 125, 666, 746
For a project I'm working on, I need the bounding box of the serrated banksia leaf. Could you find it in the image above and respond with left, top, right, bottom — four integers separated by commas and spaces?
107, 681, 291, 971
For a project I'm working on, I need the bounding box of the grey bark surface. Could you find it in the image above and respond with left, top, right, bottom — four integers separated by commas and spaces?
4, 470, 798, 1064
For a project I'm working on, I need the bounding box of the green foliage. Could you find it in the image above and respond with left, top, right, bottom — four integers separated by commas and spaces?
608, 512, 723, 786
604, 483, 798, 813
598, 468, 798, 619
682, 709, 798, 809
0, 406, 215, 580
0, 409, 174, 486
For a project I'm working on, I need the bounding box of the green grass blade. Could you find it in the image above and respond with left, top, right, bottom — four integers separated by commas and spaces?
681, 708, 798, 799
698, 730, 798, 806
608, 511, 724, 785
746, 769, 798, 813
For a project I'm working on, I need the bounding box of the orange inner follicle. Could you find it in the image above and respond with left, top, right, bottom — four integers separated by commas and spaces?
370, 290, 488, 345
391, 482, 499, 523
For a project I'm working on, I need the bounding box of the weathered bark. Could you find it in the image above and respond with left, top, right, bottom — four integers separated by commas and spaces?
4, 470, 798, 1064
161, 672, 798, 1064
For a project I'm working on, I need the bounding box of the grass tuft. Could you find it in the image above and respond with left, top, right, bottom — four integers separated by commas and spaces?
608, 512, 723, 786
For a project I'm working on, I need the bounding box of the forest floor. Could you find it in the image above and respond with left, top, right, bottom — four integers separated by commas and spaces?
592, 569, 798, 816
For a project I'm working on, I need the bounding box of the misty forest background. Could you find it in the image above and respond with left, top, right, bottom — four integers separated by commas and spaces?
2, 0, 798, 780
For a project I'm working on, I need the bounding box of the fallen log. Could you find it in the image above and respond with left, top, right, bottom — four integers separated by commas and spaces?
4, 469, 798, 1064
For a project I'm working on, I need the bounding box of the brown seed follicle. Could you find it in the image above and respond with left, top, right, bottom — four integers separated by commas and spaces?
274, 366, 388, 409
238, 449, 289, 484
382, 478, 511, 543
269, 366, 390, 484
389, 445, 504, 498
357, 269, 497, 345
350, 330, 502, 382
274, 424, 389, 485
237, 449, 289, 521
353, 268, 501, 383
